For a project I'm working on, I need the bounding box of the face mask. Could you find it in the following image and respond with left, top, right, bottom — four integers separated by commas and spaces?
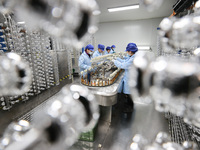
127, 54, 131, 57
88, 51, 93, 55
112, 48, 115, 50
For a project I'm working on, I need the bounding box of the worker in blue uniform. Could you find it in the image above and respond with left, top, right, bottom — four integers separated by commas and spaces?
113, 43, 138, 113
92, 44, 105, 58
104, 46, 112, 55
79, 44, 94, 79
111, 45, 116, 53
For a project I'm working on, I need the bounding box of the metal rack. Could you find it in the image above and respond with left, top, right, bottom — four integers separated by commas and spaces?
165, 112, 200, 148
166, 112, 191, 143
0, 14, 73, 135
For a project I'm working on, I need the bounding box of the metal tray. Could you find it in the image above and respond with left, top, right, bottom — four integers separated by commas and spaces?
85, 72, 124, 106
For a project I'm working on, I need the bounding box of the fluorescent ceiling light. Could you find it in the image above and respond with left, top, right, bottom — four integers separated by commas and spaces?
17, 22, 25, 24
138, 46, 151, 50
108, 4, 139, 12
194, 48, 200, 55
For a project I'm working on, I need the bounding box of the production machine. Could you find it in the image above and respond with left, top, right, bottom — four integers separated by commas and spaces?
80, 52, 128, 124
80, 52, 126, 87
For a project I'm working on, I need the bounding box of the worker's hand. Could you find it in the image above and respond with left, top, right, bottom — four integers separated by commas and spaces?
88, 67, 92, 71
81, 71, 84, 75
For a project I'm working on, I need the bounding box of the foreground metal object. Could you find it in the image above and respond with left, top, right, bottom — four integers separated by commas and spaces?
129, 52, 155, 104
0, 84, 99, 150
6, 0, 99, 48
150, 57, 200, 115
159, 9, 200, 54
130, 132, 198, 150
87, 72, 124, 106
129, 53, 200, 128
0, 53, 31, 96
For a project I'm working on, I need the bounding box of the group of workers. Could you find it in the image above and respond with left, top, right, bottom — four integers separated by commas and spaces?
90, 44, 116, 58
78, 44, 116, 73
78, 43, 138, 113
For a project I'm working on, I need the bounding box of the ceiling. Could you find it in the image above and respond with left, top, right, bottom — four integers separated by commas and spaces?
95, 0, 177, 23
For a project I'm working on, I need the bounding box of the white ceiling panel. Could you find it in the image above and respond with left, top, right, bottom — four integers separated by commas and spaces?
95, 0, 177, 23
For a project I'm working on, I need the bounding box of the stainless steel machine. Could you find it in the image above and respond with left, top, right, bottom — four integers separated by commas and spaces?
80, 53, 127, 123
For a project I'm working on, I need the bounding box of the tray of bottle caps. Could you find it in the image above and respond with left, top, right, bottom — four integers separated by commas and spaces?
81, 69, 123, 87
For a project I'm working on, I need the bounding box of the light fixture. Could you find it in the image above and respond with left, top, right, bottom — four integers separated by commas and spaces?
138, 46, 151, 50
17, 21, 25, 24
193, 48, 200, 55
108, 4, 139, 12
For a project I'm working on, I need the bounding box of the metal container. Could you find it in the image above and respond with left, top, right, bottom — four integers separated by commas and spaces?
96, 79, 99, 86
105, 80, 108, 86
103, 81, 105, 86
85, 79, 88, 85
87, 72, 124, 106
108, 78, 111, 85
91, 80, 96, 86
99, 80, 103, 86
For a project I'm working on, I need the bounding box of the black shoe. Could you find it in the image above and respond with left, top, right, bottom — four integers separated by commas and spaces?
123, 94, 134, 113
123, 104, 133, 113
123, 108, 133, 113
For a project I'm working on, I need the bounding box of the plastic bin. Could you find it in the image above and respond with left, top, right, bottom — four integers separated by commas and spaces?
79, 123, 98, 142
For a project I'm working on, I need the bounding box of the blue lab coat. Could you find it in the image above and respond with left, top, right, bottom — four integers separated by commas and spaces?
79, 51, 92, 75
104, 50, 113, 55
111, 49, 115, 53
92, 50, 103, 58
114, 55, 135, 94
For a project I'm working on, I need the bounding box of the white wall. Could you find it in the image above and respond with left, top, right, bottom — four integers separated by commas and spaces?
94, 18, 164, 54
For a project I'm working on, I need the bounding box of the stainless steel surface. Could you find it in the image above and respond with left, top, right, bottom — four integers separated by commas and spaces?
9, 77, 168, 150
56, 51, 71, 79
94, 95, 117, 107
81, 72, 124, 125
87, 72, 124, 106
99, 106, 112, 124
69, 94, 169, 150
49, 50, 60, 85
